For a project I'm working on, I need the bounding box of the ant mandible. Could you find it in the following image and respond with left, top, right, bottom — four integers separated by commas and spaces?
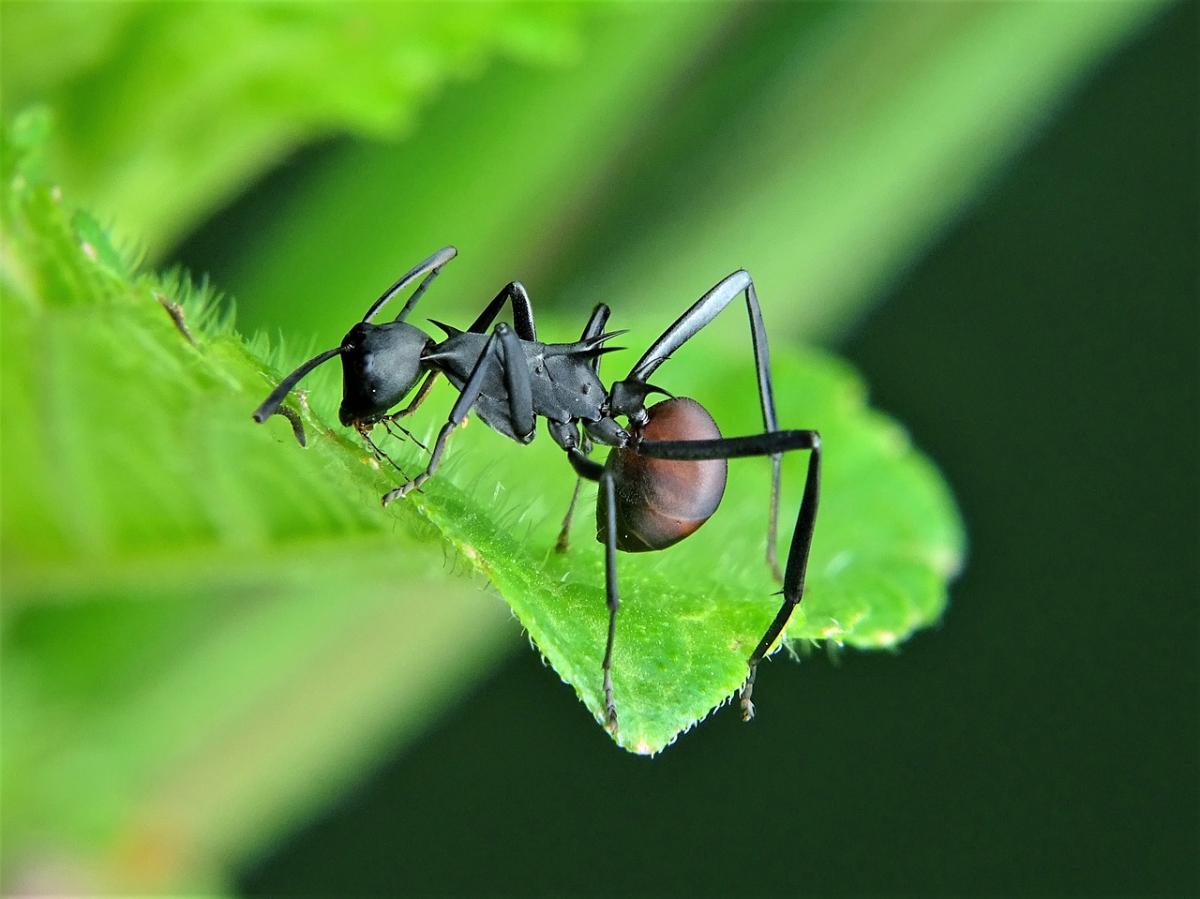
252, 247, 820, 732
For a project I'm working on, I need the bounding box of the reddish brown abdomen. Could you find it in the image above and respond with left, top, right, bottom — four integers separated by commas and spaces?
598, 397, 727, 552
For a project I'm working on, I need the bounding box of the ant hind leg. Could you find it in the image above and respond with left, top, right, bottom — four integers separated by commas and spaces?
636, 428, 820, 721
622, 272, 785, 582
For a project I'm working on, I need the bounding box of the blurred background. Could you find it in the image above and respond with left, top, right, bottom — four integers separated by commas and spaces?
2, 2, 1196, 896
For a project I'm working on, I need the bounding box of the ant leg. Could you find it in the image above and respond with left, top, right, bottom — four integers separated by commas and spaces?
467, 281, 538, 339
357, 423, 411, 479
554, 304, 613, 552
553, 435, 604, 551
621, 271, 784, 582
381, 323, 534, 505
599, 468, 621, 732
638, 429, 820, 721
381, 418, 428, 452
555, 479, 584, 553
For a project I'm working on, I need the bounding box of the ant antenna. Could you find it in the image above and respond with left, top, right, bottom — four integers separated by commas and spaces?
361, 245, 458, 324
252, 346, 343, 423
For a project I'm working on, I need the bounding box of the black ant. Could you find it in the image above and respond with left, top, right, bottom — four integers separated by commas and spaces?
253, 247, 820, 731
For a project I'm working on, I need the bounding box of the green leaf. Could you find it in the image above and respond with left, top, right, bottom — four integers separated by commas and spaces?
2, 113, 962, 794
1, 118, 518, 893
220, 1, 733, 341
0, 1, 584, 257
472, 347, 964, 753
544, 0, 1170, 340
2, 118, 962, 893
215, 0, 1165, 349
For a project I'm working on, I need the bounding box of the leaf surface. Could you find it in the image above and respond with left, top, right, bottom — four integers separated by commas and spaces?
0, 1, 584, 256
3, 123, 963, 765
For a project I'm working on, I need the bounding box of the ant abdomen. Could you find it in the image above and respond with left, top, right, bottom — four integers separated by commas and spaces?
598, 397, 728, 552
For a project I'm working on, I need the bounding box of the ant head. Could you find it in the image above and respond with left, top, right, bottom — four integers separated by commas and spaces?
252, 248, 456, 431
337, 321, 433, 426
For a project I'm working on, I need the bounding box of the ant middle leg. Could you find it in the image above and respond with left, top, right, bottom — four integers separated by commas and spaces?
381, 323, 534, 505
387, 277, 543, 430
553, 303, 614, 552
556, 469, 585, 553
549, 420, 621, 730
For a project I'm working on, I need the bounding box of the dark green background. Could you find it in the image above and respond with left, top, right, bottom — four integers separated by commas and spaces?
175, 4, 1197, 895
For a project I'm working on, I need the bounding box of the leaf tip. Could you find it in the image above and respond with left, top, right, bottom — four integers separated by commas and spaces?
631, 738, 655, 756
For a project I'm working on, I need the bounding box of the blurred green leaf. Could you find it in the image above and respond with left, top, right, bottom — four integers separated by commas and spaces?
214, 1, 1165, 349
1, 115, 517, 894
2, 112, 963, 891
548, 0, 1171, 340
0, 0, 583, 257
3, 105, 960, 822
220, 1, 734, 340
0, 0, 1162, 889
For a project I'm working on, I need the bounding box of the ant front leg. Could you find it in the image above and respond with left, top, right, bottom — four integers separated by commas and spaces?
381, 323, 534, 505
386, 277, 537, 428
637, 428, 820, 721
356, 421, 410, 479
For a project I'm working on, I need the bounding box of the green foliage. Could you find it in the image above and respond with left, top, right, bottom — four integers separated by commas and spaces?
219, 0, 1166, 347
552, 0, 1168, 340
0, 1, 582, 256
0, 1, 1164, 891
490, 349, 964, 753
2, 115, 960, 883
1, 117, 512, 892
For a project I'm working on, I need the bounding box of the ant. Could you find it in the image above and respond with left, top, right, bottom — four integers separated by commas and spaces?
252, 247, 820, 731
